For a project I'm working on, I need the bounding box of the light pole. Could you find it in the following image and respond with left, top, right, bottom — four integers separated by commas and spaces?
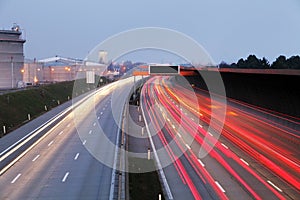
11, 56, 14, 88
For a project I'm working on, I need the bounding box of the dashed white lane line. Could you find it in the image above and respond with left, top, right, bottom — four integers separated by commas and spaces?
59, 131, 64, 135
74, 153, 80, 160
32, 154, 40, 162
199, 124, 203, 128
185, 144, 191, 150
198, 159, 205, 167
221, 143, 229, 149
267, 180, 282, 192
82, 140, 87, 145
11, 173, 21, 183
62, 172, 70, 182
67, 124, 71, 128
89, 130, 92, 134
177, 133, 182, 138
215, 181, 226, 193
240, 158, 249, 166
208, 132, 213, 136
97, 116, 100, 119
100, 112, 103, 115
93, 122, 96, 126
48, 141, 54, 147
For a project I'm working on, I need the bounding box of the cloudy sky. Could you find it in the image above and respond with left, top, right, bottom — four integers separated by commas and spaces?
0, 0, 299, 64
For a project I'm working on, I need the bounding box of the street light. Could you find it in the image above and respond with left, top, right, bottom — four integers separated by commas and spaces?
11, 56, 14, 88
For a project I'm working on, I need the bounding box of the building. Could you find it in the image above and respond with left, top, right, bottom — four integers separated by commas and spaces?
22, 59, 43, 86
0, 25, 26, 89
38, 56, 80, 82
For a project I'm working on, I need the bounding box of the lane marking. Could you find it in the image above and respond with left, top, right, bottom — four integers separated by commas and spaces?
62, 172, 70, 182
59, 131, 64, 135
67, 124, 71, 128
140, 96, 173, 200
267, 180, 282, 192
11, 173, 21, 183
221, 143, 229, 149
199, 124, 203, 128
83, 140, 87, 145
198, 159, 205, 167
97, 116, 100, 119
177, 133, 182, 138
100, 112, 103, 115
89, 130, 92, 134
215, 181, 226, 193
32, 154, 40, 162
208, 132, 213, 136
93, 122, 96, 126
185, 144, 191, 150
74, 153, 80, 160
172, 125, 176, 129
0, 83, 114, 176
48, 141, 54, 147
240, 158, 249, 166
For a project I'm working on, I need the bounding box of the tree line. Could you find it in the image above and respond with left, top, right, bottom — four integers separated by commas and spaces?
219, 55, 300, 69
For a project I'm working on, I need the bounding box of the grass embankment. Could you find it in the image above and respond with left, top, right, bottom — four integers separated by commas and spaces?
129, 157, 165, 200
0, 79, 101, 137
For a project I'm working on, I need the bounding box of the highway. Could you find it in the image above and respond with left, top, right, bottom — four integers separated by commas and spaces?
1, 74, 299, 200
0, 77, 136, 200
141, 76, 300, 200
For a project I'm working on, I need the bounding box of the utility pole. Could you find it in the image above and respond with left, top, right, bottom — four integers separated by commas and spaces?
11, 56, 14, 88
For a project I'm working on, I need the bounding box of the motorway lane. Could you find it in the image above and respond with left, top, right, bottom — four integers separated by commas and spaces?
0, 77, 137, 200
0, 95, 113, 199
142, 80, 228, 200
141, 76, 299, 199
166, 79, 300, 196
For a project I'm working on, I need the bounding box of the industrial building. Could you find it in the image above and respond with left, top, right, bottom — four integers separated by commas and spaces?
0, 25, 26, 89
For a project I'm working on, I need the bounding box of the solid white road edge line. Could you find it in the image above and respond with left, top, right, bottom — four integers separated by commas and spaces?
0, 115, 67, 175
0, 82, 116, 176
141, 94, 174, 200
109, 97, 124, 200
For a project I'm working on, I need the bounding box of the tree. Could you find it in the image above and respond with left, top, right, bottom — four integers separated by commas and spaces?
271, 55, 288, 69
237, 58, 246, 68
261, 57, 270, 68
218, 61, 230, 68
245, 55, 261, 68
286, 56, 300, 69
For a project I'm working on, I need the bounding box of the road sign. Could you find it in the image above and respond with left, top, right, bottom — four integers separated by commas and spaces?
86, 71, 95, 83
149, 65, 180, 75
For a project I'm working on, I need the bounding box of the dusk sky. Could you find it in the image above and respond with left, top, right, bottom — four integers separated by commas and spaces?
0, 0, 299, 64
